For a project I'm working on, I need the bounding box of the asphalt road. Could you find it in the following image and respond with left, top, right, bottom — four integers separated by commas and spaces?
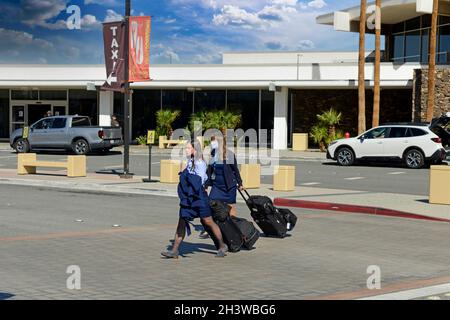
0, 185, 449, 300
0, 149, 435, 196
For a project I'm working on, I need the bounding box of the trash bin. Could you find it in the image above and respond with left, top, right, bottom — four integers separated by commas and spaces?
273, 165, 295, 191
160, 160, 182, 184
240, 164, 261, 189
429, 165, 450, 205
292, 133, 308, 151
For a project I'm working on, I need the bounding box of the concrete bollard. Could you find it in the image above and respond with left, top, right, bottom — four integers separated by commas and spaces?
273, 165, 295, 191
429, 165, 450, 205
67, 155, 86, 178
17, 153, 37, 174
160, 160, 182, 184
240, 164, 261, 189
292, 133, 308, 151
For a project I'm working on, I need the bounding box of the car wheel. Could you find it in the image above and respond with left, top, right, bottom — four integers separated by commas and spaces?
336, 147, 355, 166
72, 139, 90, 155
14, 138, 30, 153
404, 149, 424, 169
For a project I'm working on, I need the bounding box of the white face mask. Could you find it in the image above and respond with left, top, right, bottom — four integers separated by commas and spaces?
211, 140, 218, 149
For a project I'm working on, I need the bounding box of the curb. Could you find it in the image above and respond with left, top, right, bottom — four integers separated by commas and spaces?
273, 198, 450, 223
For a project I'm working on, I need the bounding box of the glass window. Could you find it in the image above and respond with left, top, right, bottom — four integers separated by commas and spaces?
162, 90, 193, 131
405, 31, 421, 61
392, 34, 405, 62
260, 90, 274, 146
392, 22, 404, 33
11, 90, 38, 100
227, 90, 259, 132
388, 127, 407, 138
0, 89, 9, 138
409, 128, 427, 136
422, 15, 431, 28
69, 89, 98, 125
71, 117, 91, 127
438, 24, 450, 63
421, 29, 429, 63
132, 89, 161, 138
439, 15, 450, 26
364, 127, 388, 139
51, 117, 67, 129
33, 118, 53, 130
194, 90, 226, 112
405, 17, 421, 31
39, 90, 67, 101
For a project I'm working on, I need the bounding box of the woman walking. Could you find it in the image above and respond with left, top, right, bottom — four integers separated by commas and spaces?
161, 139, 228, 259
207, 136, 244, 217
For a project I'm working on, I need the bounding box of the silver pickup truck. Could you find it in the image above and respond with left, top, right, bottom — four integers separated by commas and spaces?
10, 115, 123, 155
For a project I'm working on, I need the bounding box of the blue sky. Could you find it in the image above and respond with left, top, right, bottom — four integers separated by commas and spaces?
0, 0, 375, 64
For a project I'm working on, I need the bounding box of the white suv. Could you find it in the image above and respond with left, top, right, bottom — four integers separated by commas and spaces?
327, 123, 447, 169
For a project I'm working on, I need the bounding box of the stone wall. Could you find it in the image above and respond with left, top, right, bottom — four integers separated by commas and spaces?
412, 67, 450, 122
291, 89, 413, 138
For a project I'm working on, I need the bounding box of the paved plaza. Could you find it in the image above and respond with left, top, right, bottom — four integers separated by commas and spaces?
1, 185, 449, 300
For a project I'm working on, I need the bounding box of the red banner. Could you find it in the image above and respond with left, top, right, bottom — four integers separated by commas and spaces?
129, 16, 151, 82
101, 21, 126, 92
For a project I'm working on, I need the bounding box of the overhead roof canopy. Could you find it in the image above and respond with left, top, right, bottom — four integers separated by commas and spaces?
317, 0, 450, 33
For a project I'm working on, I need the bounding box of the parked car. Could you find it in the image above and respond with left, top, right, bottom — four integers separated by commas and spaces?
10, 115, 123, 155
327, 115, 450, 169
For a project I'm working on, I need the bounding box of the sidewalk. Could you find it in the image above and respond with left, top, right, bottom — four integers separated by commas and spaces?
0, 142, 327, 160
0, 168, 449, 222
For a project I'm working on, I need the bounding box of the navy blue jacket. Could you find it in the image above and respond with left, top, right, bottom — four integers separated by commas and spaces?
206, 154, 243, 189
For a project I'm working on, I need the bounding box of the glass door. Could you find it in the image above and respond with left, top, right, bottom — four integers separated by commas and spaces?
52, 106, 67, 116
11, 105, 25, 133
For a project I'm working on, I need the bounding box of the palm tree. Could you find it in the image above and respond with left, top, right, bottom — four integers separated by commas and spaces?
427, 0, 439, 122
310, 125, 328, 152
156, 109, 181, 138
373, 0, 381, 128
358, 0, 367, 134
317, 108, 342, 139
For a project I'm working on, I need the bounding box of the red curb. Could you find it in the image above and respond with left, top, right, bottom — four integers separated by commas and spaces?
273, 198, 450, 223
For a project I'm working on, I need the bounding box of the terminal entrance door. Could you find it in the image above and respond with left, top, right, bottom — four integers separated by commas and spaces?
28, 104, 52, 126
9, 102, 68, 134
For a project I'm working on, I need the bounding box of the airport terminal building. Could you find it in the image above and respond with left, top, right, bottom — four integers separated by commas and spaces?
1, 0, 449, 150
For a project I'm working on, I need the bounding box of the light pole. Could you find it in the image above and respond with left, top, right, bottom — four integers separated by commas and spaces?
120, 0, 133, 179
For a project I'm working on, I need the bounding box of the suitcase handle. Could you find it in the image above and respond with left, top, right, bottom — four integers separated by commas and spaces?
238, 188, 251, 204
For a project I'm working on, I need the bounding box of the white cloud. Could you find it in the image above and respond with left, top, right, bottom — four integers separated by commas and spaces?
20, 0, 69, 27
104, 9, 123, 22
298, 39, 315, 50
306, 0, 326, 9
84, 0, 120, 5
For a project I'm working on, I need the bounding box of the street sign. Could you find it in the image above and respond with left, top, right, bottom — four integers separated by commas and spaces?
147, 130, 155, 145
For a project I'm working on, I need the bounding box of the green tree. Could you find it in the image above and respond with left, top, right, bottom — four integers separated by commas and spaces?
156, 109, 181, 138
317, 108, 342, 139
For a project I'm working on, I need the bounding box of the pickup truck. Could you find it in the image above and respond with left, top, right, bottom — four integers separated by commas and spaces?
10, 115, 123, 155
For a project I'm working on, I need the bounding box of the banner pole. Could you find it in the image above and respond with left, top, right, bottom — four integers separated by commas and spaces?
120, 0, 133, 179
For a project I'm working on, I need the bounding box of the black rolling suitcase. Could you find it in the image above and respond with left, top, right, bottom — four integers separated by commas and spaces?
239, 189, 289, 238
207, 200, 259, 252
278, 208, 298, 232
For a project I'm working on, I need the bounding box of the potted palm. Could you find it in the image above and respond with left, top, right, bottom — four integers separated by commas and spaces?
156, 109, 181, 140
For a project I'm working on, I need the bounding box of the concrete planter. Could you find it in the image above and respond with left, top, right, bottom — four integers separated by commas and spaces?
160, 160, 182, 184
240, 164, 261, 189
273, 165, 295, 191
292, 133, 308, 151
429, 165, 450, 205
